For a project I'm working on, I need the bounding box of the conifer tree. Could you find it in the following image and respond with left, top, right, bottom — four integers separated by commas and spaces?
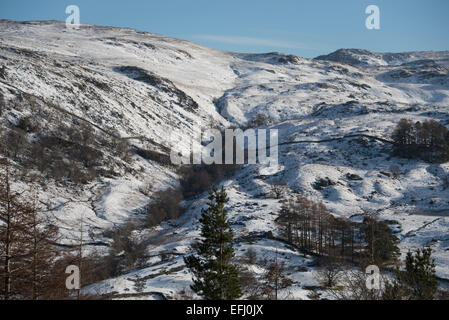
382, 247, 437, 300
403, 247, 437, 300
184, 186, 242, 300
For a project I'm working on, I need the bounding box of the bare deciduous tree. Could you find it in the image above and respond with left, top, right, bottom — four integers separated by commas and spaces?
329, 269, 384, 300
313, 256, 343, 288
0, 157, 32, 299
270, 180, 286, 199
21, 194, 59, 300
260, 250, 293, 300
389, 165, 401, 179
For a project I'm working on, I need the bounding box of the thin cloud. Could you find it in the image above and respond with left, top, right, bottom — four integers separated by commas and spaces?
191, 34, 310, 49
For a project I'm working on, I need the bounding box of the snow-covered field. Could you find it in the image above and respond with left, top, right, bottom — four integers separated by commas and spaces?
1, 20, 448, 299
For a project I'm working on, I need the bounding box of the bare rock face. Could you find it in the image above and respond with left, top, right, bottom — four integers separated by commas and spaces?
313, 177, 336, 190
346, 173, 363, 181
115, 66, 199, 111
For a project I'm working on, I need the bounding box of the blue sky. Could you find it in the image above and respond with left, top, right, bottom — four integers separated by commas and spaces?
1, 0, 448, 58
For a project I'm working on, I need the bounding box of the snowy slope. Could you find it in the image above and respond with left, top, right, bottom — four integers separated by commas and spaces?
316, 48, 449, 67
1, 20, 449, 299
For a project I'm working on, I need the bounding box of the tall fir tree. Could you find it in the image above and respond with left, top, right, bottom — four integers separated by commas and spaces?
184, 186, 242, 300
403, 247, 437, 300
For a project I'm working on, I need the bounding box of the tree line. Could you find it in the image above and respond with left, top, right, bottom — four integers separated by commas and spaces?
327, 247, 438, 300
276, 196, 400, 267
143, 163, 239, 227
0, 156, 148, 300
1, 117, 132, 185
392, 118, 449, 163
0, 157, 66, 299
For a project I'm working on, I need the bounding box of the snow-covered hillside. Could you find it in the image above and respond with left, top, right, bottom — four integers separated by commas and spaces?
1, 20, 448, 299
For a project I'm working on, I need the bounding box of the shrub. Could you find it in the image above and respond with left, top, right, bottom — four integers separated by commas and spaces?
145, 189, 184, 227
135, 147, 171, 166
139, 179, 153, 196
16, 116, 39, 133
269, 179, 286, 199
5, 128, 27, 159
178, 163, 239, 198
314, 256, 343, 288
244, 248, 258, 264
0, 113, 139, 185
105, 222, 147, 276
245, 114, 270, 128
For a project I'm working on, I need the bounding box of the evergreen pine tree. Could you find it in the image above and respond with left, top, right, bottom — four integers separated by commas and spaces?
403, 247, 437, 300
184, 186, 242, 300
382, 247, 437, 300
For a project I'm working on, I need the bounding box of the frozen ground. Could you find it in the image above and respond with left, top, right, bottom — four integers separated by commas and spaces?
0, 20, 448, 299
